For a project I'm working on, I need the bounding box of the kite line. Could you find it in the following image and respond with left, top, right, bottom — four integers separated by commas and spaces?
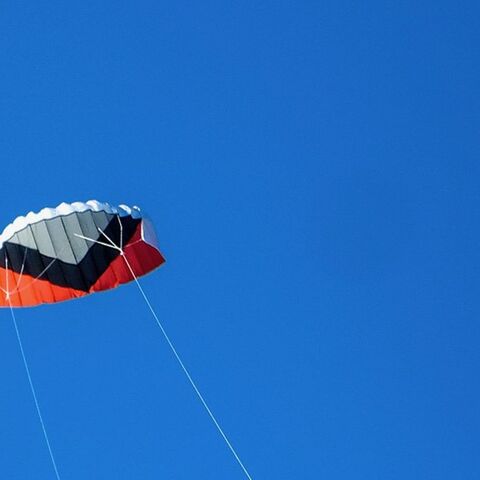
122, 256, 254, 480
76, 226, 254, 480
5, 256, 62, 480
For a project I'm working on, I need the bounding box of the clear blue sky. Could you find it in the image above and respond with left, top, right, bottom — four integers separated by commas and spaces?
0, 1, 479, 479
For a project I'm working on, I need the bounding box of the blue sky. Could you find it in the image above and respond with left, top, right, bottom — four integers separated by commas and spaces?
0, 1, 479, 479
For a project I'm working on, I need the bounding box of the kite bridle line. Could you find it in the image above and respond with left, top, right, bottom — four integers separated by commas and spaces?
1, 241, 72, 299
74, 222, 255, 480
4, 254, 62, 480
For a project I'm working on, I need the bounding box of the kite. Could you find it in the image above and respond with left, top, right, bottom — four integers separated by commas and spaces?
0, 200, 165, 307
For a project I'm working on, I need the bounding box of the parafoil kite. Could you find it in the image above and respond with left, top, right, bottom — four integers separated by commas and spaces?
0, 200, 165, 307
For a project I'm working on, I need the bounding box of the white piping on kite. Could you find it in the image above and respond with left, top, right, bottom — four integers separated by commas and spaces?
0, 200, 142, 249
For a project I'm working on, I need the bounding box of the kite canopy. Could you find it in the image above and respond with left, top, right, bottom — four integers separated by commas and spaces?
0, 200, 165, 307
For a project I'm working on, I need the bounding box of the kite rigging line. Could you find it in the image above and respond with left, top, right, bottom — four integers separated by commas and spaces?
75, 225, 255, 480
122, 257, 254, 480
5, 257, 62, 480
